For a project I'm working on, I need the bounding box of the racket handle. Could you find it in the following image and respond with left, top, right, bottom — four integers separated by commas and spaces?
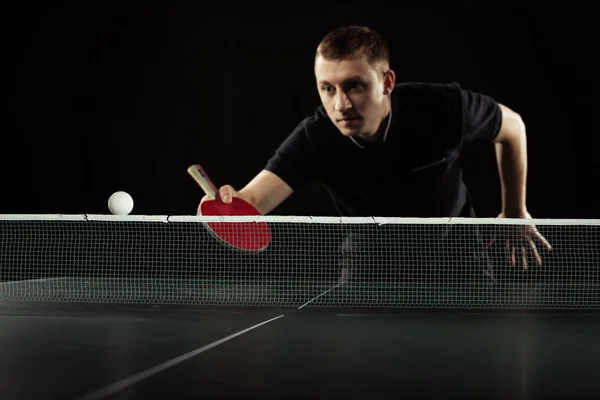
187, 164, 219, 200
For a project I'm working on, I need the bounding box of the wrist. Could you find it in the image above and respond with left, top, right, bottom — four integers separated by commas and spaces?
501, 207, 529, 218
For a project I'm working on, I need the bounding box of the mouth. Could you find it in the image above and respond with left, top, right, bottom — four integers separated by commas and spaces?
337, 116, 361, 123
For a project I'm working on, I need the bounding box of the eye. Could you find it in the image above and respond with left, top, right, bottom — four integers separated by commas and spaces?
349, 82, 365, 91
321, 85, 335, 94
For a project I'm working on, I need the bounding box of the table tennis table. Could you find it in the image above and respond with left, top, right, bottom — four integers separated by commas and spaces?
1, 214, 599, 399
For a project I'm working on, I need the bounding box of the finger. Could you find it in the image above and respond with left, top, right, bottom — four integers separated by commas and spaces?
535, 231, 553, 251
512, 246, 516, 267
508, 239, 515, 267
529, 238, 542, 266
219, 185, 236, 203
521, 246, 528, 270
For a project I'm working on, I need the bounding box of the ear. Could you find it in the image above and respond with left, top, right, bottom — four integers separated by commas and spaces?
383, 69, 396, 95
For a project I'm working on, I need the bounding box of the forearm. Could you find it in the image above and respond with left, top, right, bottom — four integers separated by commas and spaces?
238, 187, 273, 215
239, 170, 293, 215
494, 117, 528, 217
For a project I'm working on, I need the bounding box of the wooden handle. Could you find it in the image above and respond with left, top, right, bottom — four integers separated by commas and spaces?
187, 164, 218, 200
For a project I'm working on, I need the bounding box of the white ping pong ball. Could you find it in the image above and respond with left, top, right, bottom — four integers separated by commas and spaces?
108, 191, 134, 215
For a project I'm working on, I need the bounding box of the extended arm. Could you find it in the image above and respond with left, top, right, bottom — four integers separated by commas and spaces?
493, 104, 528, 217
490, 103, 552, 268
236, 170, 294, 215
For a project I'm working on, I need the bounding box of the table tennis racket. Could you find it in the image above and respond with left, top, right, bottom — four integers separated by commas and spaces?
187, 164, 272, 252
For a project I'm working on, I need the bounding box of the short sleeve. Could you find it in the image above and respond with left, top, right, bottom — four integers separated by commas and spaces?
264, 119, 317, 191
460, 88, 503, 145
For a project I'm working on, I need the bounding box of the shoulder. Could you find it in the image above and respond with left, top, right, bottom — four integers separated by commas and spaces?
393, 81, 465, 110
393, 81, 502, 145
298, 105, 335, 134
275, 104, 339, 155
391, 81, 466, 129
289, 104, 340, 145
394, 81, 462, 92
394, 81, 499, 114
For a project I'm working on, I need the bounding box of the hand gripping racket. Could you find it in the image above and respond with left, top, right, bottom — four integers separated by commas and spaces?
187, 164, 271, 252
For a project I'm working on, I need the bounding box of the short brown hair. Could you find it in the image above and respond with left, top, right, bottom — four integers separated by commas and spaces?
316, 25, 390, 72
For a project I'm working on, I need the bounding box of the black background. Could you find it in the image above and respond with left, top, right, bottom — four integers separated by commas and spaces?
4, 2, 597, 218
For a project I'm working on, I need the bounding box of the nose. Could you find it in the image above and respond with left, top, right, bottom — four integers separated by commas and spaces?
334, 91, 352, 112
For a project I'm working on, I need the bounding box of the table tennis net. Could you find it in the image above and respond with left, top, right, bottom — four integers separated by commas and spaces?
1, 214, 598, 309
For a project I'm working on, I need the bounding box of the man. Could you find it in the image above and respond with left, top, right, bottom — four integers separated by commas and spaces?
202, 25, 551, 269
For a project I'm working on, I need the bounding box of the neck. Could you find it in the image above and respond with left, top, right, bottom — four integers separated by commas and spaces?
354, 97, 392, 145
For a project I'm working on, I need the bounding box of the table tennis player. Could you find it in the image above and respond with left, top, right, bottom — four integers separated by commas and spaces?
200, 25, 551, 269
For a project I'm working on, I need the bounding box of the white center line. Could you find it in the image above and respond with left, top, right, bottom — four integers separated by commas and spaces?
298, 282, 344, 310
76, 314, 285, 400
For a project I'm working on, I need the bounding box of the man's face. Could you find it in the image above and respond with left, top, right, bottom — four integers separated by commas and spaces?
315, 54, 391, 138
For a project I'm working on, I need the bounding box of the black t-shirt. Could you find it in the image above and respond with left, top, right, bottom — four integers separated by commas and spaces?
265, 82, 502, 217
